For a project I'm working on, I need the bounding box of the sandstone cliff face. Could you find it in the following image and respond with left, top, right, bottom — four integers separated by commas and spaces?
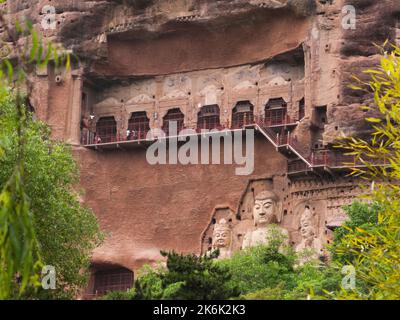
2, 1, 315, 68
2, 0, 399, 295
329, 0, 400, 142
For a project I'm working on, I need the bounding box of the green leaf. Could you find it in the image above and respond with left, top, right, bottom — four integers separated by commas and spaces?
29, 30, 39, 63
366, 118, 382, 123
3, 60, 13, 83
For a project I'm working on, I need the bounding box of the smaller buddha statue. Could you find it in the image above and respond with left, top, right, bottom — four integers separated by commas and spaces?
211, 218, 233, 260
295, 206, 324, 265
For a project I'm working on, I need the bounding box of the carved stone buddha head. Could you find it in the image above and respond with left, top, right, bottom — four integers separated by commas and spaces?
253, 191, 280, 227
212, 219, 232, 249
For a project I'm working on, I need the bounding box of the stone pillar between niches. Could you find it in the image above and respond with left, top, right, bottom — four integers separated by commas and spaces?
154, 77, 163, 130
116, 113, 125, 140
303, 42, 313, 119
67, 69, 83, 145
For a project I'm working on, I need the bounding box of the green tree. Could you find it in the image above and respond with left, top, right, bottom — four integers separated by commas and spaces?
0, 90, 103, 299
0, 5, 78, 298
143, 251, 238, 300
330, 201, 380, 264
0, 18, 43, 298
217, 225, 296, 297
218, 226, 341, 300
112, 251, 238, 300
131, 264, 166, 300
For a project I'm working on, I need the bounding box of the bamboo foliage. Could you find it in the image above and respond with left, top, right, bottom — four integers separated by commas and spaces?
331, 43, 400, 300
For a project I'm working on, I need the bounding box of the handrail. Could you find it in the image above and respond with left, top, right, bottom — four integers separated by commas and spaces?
252, 120, 313, 168
83, 117, 384, 172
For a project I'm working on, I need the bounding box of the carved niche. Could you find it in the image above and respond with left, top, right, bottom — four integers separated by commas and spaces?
295, 205, 326, 265
240, 190, 290, 250
201, 207, 236, 259
202, 178, 292, 257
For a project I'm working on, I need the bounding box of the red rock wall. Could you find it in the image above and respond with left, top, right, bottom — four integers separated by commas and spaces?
103, 10, 309, 76
73, 135, 286, 270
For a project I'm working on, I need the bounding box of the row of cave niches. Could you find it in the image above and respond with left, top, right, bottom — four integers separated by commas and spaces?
282, 172, 359, 199
81, 98, 305, 144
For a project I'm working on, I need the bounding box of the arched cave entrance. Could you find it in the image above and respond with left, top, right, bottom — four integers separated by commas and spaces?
265, 98, 287, 126
92, 266, 134, 296
96, 116, 117, 143
162, 108, 184, 135
128, 111, 150, 140
231, 101, 254, 129
197, 104, 220, 130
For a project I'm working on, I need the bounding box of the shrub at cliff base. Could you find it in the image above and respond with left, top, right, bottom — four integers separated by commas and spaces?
135, 251, 239, 300
102, 251, 239, 300
217, 229, 341, 300
102, 234, 341, 300
216, 226, 296, 297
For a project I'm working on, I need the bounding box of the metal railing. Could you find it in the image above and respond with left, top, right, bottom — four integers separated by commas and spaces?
288, 159, 309, 173
82, 115, 384, 173
262, 113, 297, 127
82, 113, 300, 146
81, 128, 150, 145
251, 118, 386, 172
231, 112, 254, 129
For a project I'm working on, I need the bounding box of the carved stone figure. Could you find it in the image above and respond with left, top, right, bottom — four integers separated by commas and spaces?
211, 218, 232, 259
268, 76, 289, 86
242, 191, 289, 249
295, 206, 324, 265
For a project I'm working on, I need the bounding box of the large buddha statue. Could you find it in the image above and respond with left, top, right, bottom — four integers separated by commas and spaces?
211, 218, 232, 260
242, 191, 289, 249
295, 206, 324, 265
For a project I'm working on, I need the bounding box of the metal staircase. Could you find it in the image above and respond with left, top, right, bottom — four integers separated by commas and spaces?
250, 119, 363, 173
255, 123, 313, 167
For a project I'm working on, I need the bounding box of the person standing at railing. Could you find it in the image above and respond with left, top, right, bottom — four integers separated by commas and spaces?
80, 115, 90, 145
95, 134, 102, 144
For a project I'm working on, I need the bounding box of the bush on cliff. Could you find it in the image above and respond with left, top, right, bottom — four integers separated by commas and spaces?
102, 251, 238, 300
218, 230, 341, 300
102, 229, 341, 300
